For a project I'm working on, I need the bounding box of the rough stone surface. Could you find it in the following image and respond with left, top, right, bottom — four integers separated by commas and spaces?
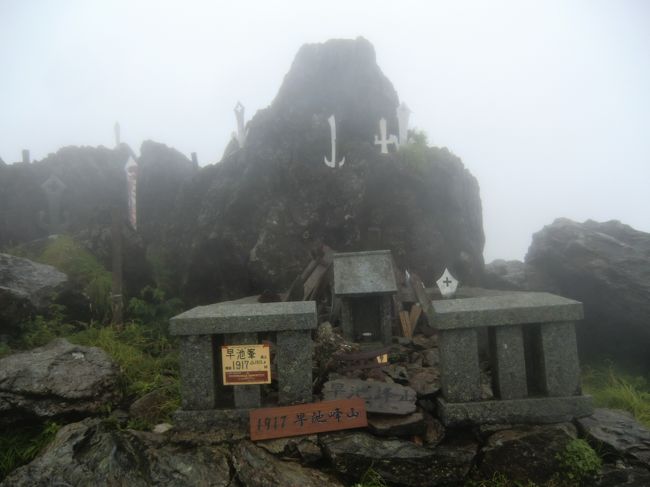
483, 259, 559, 292
438, 328, 481, 402
595, 464, 650, 487
322, 378, 417, 415
405, 365, 440, 397
178, 335, 216, 410
538, 321, 581, 396
490, 325, 527, 399
256, 434, 323, 464
0, 338, 119, 423
129, 387, 172, 425
166, 37, 485, 305
333, 250, 397, 296
170, 300, 317, 335
526, 218, 650, 367
577, 408, 650, 468
277, 330, 313, 404
437, 395, 593, 426
432, 292, 583, 330
478, 423, 577, 485
232, 441, 344, 487
0, 253, 69, 335
0, 418, 233, 487
367, 411, 426, 437
172, 409, 250, 437
321, 431, 476, 486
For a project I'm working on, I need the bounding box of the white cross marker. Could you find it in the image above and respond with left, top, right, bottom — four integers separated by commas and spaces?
374, 118, 398, 154
436, 268, 459, 298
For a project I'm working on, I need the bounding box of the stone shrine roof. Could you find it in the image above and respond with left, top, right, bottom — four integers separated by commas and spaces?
333, 250, 397, 297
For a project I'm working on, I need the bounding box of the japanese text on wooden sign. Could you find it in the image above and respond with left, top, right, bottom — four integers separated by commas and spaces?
249, 398, 367, 440
221, 344, 271, 385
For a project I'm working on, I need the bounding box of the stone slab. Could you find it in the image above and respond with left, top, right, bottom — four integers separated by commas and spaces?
333, 250, 397, 297
438, 328, 481, 402
277, 330, 313, 405
538, 321, 581, 396
178, 335, 216, 410
170, 301, 317, 335
437, 395, 593, 426
322, 378, 417, 415
367, 411, 426, 437
432, 292, 583, 330
490, 325, 528, 399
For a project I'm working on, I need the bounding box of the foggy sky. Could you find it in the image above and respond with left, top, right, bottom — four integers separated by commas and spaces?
1, 0, 649, 263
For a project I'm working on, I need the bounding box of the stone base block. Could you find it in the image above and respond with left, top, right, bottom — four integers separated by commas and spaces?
173, 408, 250, 432
437, 395, 593, 426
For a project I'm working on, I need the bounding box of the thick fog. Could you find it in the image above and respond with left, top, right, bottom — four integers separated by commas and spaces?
1, 0, 648, 262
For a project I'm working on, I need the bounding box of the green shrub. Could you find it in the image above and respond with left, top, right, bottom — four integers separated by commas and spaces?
10, 235, 112, 321
556, 438, 601, 485
0, 421, 60, 481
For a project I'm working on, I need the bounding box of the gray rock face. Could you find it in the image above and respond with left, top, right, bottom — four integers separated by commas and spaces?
525, 218, 650, 366
478, 423, 577, 484
0, 418, 233, 487
0, 253, 68, 335
577, 408, 650, 468
483, 259, 559, 292
0, 339, 119, 423
232, 441, 344, 487
167, 37, 485, 304
321, 431, 477, 486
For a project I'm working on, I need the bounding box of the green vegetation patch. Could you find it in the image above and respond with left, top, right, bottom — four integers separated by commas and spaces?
582, 363, 650, 428
0, 421, 60, 481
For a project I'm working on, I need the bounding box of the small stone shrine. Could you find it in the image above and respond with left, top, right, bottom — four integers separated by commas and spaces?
432, 292, 593, 425
170, 300, 317, 429
333, 250, 397, 345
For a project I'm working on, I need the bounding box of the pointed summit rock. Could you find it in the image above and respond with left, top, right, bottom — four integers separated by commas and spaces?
166, 38, 485, 304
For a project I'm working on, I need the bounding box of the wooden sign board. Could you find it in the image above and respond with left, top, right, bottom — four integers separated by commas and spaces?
221, 344, 271, 385
250, 398, 367, 441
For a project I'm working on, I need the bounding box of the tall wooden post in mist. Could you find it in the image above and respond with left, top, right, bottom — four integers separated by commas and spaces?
111, 208, 124, 326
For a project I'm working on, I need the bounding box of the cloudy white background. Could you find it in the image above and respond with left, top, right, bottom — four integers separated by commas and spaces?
1, 0, 648, 262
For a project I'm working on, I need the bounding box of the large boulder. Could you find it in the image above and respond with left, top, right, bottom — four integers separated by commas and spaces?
477, 423, 577, 485
168, 37, 485, 304
0, 253, 68, 336
577, 408, 650, 469
0, 418, 233, 487
321, 431, 477, 486
0, 339, 119, 424
525, 219, 650, 367
231, 441, 344, 487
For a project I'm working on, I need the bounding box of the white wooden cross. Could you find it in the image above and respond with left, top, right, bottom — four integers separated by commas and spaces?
374, 118, 398, 154
436, 268, 459, 298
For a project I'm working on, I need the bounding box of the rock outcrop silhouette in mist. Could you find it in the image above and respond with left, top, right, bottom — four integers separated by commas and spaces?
166, 37, 485, 303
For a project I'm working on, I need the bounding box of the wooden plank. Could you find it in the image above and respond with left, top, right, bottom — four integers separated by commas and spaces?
409, 304, 422, 332
249, 398, 367, 441
399, 310, 412, 338
409, 272, 435, 328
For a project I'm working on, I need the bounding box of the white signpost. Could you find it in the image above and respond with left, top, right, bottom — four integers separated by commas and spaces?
436, 268, 459, 298
324, 115, 345, 168
374, 118, 398, 154
233, 102, 249, 148
124, 157, 138, 230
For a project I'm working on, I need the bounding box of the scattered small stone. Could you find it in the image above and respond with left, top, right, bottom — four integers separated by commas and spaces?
422, 413, 445, 447
406, 366, 440, 397
382, 364, 409, 383
152, 423, 172, 434
322, 378, 417, 415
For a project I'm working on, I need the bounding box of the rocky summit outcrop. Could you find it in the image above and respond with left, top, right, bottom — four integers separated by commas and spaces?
0, 253, 69, 336
524, 219, 650, 367
0, 339, 119, 424
167, 37, 484, 303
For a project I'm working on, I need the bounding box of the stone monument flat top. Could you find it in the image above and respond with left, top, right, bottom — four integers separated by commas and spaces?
432, 292, 583, 330
170, 300, 317, 335
333, 250, 397, 297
